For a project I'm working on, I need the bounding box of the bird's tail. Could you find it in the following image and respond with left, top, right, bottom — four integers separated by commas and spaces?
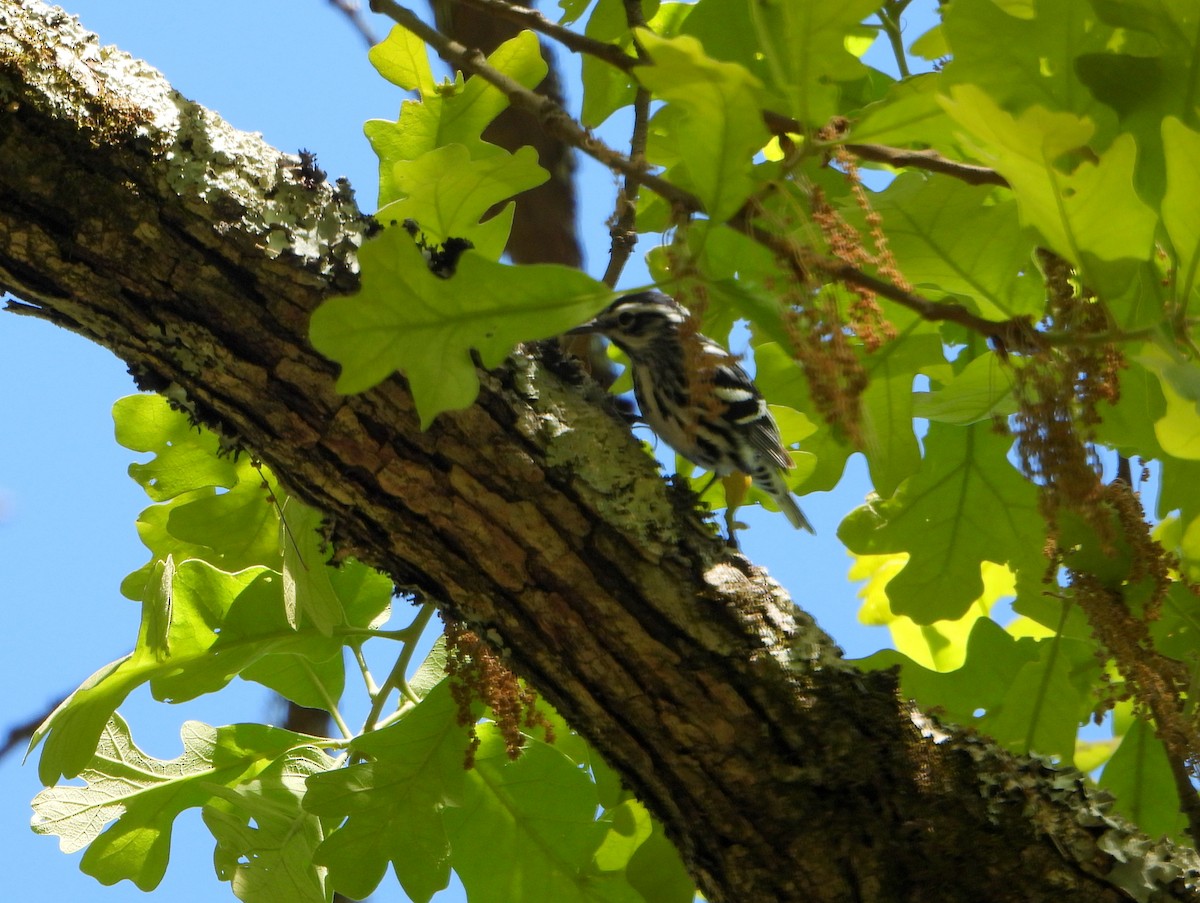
755, 468, 815, 533
776, 491, 815, 534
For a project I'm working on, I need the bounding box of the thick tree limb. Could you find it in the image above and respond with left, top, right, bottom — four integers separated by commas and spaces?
1, 4, 1197, 901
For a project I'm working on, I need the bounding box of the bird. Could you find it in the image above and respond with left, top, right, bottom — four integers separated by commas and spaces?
571, 291, 814, 533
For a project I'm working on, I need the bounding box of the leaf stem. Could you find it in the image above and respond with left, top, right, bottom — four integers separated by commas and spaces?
352, 644, 379, 696
298, 659, 355, 739
360, 601, 438, 733
876, 0, 912, 79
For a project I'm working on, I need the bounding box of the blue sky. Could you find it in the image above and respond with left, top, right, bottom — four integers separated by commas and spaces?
0, 3, 922, 901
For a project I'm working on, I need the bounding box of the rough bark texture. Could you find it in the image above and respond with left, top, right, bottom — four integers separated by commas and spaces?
1, 3, 1197, 901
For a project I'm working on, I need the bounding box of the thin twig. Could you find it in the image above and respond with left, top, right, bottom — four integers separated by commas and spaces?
451, 0, 632, 70
729, 207, 1041, 351
1, 695, 67, 761
327, 0, 380, 47
600, 0, 652, 288
844, 143, 1009, 187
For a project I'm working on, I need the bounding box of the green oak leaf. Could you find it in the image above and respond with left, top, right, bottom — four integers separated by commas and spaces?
857, 332, 943, 498
444, 724, 638, 903
559, 0, 598, 26
913, 350, 1017, 425
850, 73, 963, 151
203, 747, 334, 903
31, 563, 340, 783
839, 421, 1045, 622
579, 0, 642, 127
280, 498, 343, 636
116, 394, 283, 597
31, 716, 312, 891
743, 0, 876, 127
942, 86, 1156, 267
1161, 117, 1200, 303
858, 617, 1097, 763
593, 799, 651, 874
305, 681, 468, 903
115, 394, 238, 502
1082, 1, 1200, 200
1138, 343, 1200, 460
1148, 582, 1200, 662
366, 29, 549, 206
368, 24, 435, 93
383, 142, 547, 248
624, 817, 694, 903
857, 618, 1036, 728
983, 631, 1096, 764
243, 558, 393, 712
591, 795, 693, 903
309, 226, 610, 426
634, 30, 769, 222
859, 173, 1042, 320
942, 0, 1116, 127
1099, 711, 1189, 842
855, 553, 1013, 672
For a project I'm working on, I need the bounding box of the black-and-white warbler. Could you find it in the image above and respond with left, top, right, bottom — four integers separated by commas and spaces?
572, 291, 814, 533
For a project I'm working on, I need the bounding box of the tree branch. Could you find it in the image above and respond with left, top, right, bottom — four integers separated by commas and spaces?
2, 4, 1197, 900
600, 0, 651, 289
450, 0, 633, 71
444, 0, 1008, 191
844, 142, 1010, 187
327, 0, 380, 46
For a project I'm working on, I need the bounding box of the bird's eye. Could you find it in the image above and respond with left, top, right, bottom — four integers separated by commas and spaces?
616, 310, 636, 329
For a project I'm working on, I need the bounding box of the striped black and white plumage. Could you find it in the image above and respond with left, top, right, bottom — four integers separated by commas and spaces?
573, 291, 814, 532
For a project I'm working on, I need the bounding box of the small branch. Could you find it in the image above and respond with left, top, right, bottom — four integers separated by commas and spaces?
327, 0, 380, 47
451, 0, 633, 71
369, 0, 698, 211
844, 143, 1009, 187
600, 86, 649, 288
1, 695, 67, 761
352, 644, 379, 695
445, 0, 1005, 194
729, 206, 1041, 351
600, 0, 652, 289
1165, 747, 1200, 849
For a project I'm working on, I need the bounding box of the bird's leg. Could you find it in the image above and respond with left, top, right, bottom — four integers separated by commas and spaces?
721, 472, 753, 548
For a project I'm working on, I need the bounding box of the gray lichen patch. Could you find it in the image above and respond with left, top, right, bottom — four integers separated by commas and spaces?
0, 0, 369, 284
509, 351, 684, 555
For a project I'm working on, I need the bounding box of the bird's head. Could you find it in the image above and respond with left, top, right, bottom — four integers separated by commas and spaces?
569, 291, 690, 361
